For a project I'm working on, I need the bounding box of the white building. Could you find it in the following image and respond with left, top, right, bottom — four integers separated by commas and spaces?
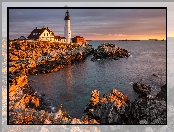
64, 10, 71, 43
54, 36, 66, 42
27, 26, 66, 42
28, 26, 54, 41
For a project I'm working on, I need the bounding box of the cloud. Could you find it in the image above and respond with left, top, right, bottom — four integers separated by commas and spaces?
83, 33, 102, 36
108, 34, 126, 36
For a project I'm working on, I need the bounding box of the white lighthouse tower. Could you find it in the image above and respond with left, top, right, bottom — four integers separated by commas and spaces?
64, 10, 71, 43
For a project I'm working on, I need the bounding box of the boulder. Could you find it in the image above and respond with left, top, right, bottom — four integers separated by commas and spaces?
156, 84, 166, 101
133, 82, 151, 96
92, 43, 130, 60
82, 89, 130, 124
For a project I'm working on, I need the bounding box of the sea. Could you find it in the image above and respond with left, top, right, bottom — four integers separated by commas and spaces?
29, 40, 166, 119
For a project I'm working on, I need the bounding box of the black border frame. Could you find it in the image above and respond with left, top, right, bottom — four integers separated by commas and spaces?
7, 6, 167, 125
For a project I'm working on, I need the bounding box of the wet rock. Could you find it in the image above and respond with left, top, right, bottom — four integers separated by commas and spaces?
156, 84, 166, 101
82, 88, 130, 124
161, 84, 166, 93
152, 73, 158, 77
42, 94, 46, 96
131, 83, 166, 124
133, 82, 151, 97
91, 57, 96, 62
92, 43, 130, 60
131, 98, 166, 124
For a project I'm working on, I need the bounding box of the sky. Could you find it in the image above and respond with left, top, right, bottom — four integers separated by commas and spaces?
3, 2, 173, 40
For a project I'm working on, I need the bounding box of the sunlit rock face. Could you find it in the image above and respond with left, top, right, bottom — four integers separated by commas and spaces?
8, 40, 94, 124
9, 41, 94, 75
8, 73, 73, 124
82, 89, 130, 124
91, 43, 130, 61
82, 83, 166, 124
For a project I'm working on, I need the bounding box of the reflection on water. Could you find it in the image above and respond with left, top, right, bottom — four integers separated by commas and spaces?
29, 40, 166, 118
66, 65, 73, 87
61, 65, 73, 102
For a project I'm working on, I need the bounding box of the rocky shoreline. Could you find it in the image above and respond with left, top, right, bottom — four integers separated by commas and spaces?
9, 72, 166, 124
9, 41, 94, 75
9, 41, 94, 124
8, 41, 166, 124
81, 83, 166, 124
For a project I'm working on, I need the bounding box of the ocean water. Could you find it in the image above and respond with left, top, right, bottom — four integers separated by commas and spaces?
29, 40, 166, 119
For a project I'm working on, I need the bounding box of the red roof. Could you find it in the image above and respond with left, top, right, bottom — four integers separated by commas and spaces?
60, 37, 66, 39
54, 36, 60, 39
54, 36, 65, 39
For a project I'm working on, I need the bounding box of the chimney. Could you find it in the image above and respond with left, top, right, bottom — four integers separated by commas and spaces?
36, 27, 37, 29
47, 27, 48, 29
42, 26, 44, 29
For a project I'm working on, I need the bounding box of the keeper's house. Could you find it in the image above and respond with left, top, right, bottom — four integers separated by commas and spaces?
27, 26, 66, 42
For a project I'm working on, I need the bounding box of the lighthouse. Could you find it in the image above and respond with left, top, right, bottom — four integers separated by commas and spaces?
64, 10, 71, 43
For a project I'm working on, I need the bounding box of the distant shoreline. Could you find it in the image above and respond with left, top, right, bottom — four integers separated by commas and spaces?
119, 40, 140, 41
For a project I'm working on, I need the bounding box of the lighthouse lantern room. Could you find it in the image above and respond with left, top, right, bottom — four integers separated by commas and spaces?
64, 10, 71, 43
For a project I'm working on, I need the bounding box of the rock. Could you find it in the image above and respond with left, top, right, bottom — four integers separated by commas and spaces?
156, 84, 166, 101
31, 96, 40, 107
82, 88, 130, 124
133, 82, 151, 96
131, 98, 166, 124
152, 73, 158, 77
92, 43, 130, 61
131, 83, 166, 124
161, 84, 166, 93
91, 57, 96, 62
51, 107, 57, 113
44, 119, 52, 124
90, 90, 100, 105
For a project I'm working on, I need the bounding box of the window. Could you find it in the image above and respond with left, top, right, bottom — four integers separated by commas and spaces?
33, 33, 35, 35
44, 33, 45, 36
47, 33, 48, 36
